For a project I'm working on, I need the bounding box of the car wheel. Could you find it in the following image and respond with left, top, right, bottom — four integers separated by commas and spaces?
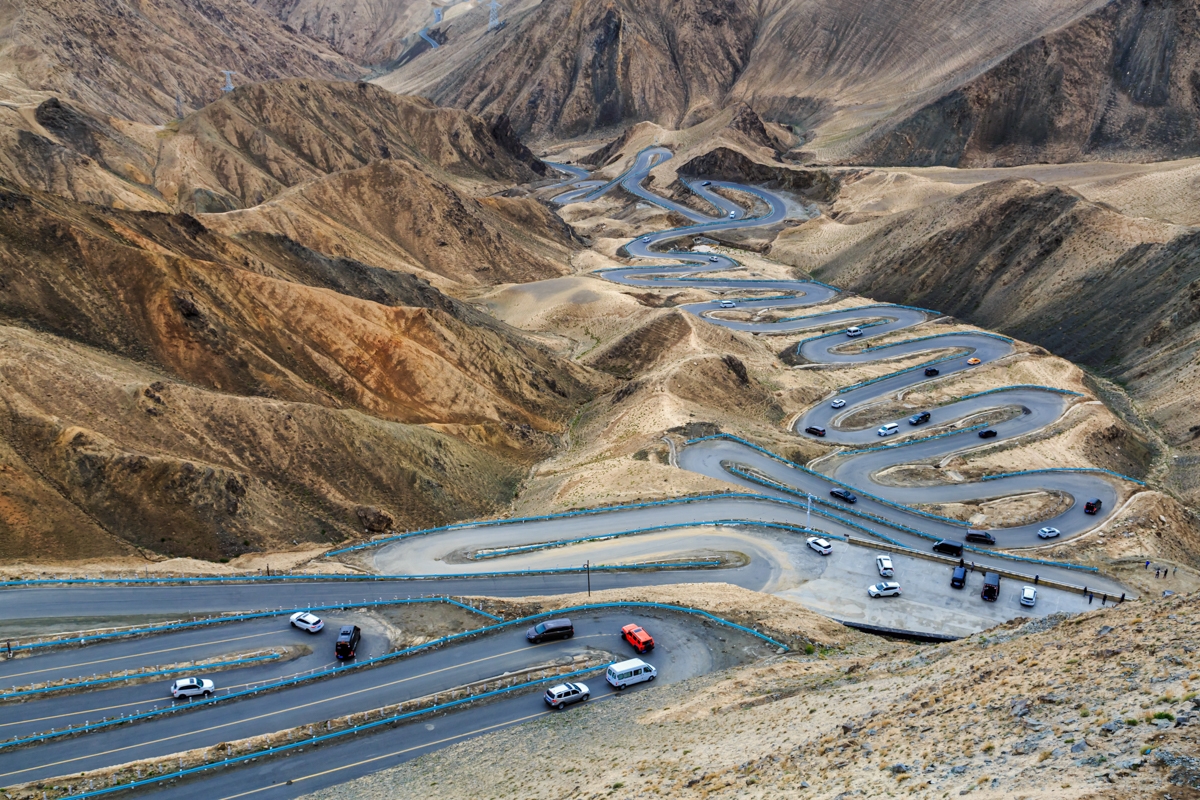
618, 684, 626, 690
555, 702, 565, 710
582, 694, 590, 702
566, 631, 574, 638
648, 674, 656, 681
204, 690, 212, 697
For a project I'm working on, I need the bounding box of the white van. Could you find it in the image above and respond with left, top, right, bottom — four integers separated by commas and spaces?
877, 423, 899, 437
846, 327, 862, 338
606, 658, 657, 690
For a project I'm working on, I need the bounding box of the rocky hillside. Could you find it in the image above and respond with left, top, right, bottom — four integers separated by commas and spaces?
851, 0, 1200, 166
0, 180, 606, 562
802, 178, 1200, 501
0, 0, 361, 124
302, 588, 1200, 800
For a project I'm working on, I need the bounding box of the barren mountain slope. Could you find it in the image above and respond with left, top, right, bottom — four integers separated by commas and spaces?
379, 0, 1105, 148
800, 179, 1200, 500
199, 159, 574, 287
0, 181, 606, 560
249, 0, 430, 64
851, 0, 1200, 166
0, 0, 361, 124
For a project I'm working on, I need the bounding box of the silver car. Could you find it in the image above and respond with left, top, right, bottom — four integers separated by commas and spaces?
171, 677, 214, 699
1037, 527, 1061, 539
1020, 586, 1037, 607
544, 682, 590, 710
876, 555, 894, 577
868, 582, 902, 598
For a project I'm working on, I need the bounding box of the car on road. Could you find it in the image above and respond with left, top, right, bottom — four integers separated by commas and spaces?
1037, 526, 1061, 539
829, 488, 857, 504
804, 425, 826, 437
876, 555, 894, 577
924, 367, 940, 377
607, 658, 656, 689
831, 399, 846, 409
641, 237, 650, 243
709, 256, 720, 262
807, 536, 833, 555
981, 572, 1000, 601
729, 211, 736, 218
951, 565, 967, 589
878, 423, 899, 436
335, 625, 362, 659
967, 357, 982, 366
719, 299, 736, 308
933, 539, 964, 557
1084, 498, 1102, 515
965, 529, 996, 545
701, 181, 711, 186
621, 623, 655, 653
171, 677, 214, 699
909, 411, 930, 426
978, 429, 998, 439
544, 682, 590, 710
1020, 585, 1038, 607
868, 582, 902, 598
845, 327, 863, 338
527, 618, 574, 643
289, 612, 324, 633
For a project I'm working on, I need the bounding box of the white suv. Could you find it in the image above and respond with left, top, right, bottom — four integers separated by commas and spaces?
171, 677, 214, 699
806, 536, 832, 555
876, 555, 894, 577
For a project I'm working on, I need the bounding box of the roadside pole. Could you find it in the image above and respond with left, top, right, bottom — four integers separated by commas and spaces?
585, 560, 591, 597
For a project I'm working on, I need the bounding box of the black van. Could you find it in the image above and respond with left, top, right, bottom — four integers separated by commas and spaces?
526, 618, 574, 644
1084, 498, 1102, 515
981, 572, 1000, 602
932, 539, 964, 558
965, 529, 996, 545
335, 625, 361, 660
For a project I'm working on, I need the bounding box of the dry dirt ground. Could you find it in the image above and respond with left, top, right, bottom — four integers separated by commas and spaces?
302, 587, 1200, 800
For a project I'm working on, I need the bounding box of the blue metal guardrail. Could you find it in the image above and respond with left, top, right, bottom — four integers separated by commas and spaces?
980, 466, 1145, 487
686, 433, 1103, 573
7, 598, 498, 653
860, 330, 1014, 352
778, 302, 939, 325
0, 560, 718, 589
0, 654, 282, 701
4, 602, 788, 752
57, 664, 614, 800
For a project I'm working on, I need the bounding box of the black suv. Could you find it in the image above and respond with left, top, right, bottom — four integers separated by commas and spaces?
804, 425, 826, 437
978, 429, 998, 439
924, 367, 940, 377
1084, 498, 1102, 515
965, 530, 996, 545
335, 625, 361, 660
829, 488, 857, 504
526, 618, 574, 643
951, 566, 967, 589
909, 411, 931, 425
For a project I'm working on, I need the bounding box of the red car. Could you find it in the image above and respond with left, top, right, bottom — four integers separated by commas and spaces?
621, 624, 655, 653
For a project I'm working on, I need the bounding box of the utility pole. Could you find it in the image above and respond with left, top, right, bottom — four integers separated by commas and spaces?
220, 71, 237, 93
488, 0, 501, 31
585, 560, 591, 597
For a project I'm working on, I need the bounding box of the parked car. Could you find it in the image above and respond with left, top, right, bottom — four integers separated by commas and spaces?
289, 612, 323, 633
621, 623, 655, 653
878, 423, 899, 437
1084, 498, 1102, 515
981, 572, 1000, 602
876, 555, 894, 577
720, 300, 736, 308
967, 357, 982, 365
951, 565, 967, 589
806, 536, 833, 555
335, 625, 362, 660
829, 488, 857, 504
1020, 585, 1038, 607
606, 658, 656, 689
933, 539, 964, 557
527, 618, 574, 643
171, 677, 214, 699
544, 682, 590, 710
909, 411, 931, 425
845, 327, 863, 338
924, 367, 940, 377
1037, 527, 1061, 539
805, 425, 827, 437
965, 529, 996, 545
831, 399, 846, 409
868, 582, 902, 598
978, 429, 998, 439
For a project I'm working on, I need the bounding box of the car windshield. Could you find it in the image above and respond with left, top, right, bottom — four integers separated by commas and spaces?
534, 623, 546, 634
